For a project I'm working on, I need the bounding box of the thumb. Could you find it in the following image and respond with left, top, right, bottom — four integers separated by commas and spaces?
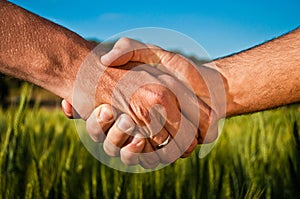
100, 37, 162, 67
61, 99, 74, 119
120, 134, 145, 166
101, 48, 133, 66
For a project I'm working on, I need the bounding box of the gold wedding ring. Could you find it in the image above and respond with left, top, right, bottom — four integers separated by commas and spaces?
156, 135, 171, 149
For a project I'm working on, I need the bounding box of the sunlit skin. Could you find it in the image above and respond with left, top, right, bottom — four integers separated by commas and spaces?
0, 1, 205, 168
1, 1, 299, 168
64, 29, 300, 167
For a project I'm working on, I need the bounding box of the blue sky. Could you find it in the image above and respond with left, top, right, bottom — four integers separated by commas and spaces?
10, 0, 300, 58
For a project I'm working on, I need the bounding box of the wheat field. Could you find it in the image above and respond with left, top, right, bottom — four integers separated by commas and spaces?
0, 84, 299, 199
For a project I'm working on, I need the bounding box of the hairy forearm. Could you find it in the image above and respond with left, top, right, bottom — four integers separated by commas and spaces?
212, 27, 300, 116
0, 1, 95, 101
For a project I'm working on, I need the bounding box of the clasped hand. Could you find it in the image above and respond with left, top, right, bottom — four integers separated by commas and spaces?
62, 38, 222, 168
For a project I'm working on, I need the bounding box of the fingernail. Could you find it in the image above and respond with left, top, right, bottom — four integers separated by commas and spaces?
117, 115, 134, 132
132, 136, 144, 146
98, 107, 114, 123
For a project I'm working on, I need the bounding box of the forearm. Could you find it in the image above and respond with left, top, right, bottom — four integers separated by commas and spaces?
0, 1, 95, 101
211, 27, 300, 116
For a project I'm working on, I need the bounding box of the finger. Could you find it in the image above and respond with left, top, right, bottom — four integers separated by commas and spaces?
180, 138, 198, 158
123, 50, 218, 144
152, 98, 184, 164
103, 114, 135, 157
148, 127, 170, 150
101, 45, 134, 66
101, 38, 212, 142
61, 99, 82, 119
101, 38, 219, 145
101, 37, 161, 66
165, 74, 200, 126
101, 37, 204, 101
173, 115, 198, 153
134, 65, 201, 131
138, 139, 160, 169
86, 104, 115, 142
156, 73, 200, 153
155, 115, 197, 162
199, 114, 219, 144
129, 83, 186, 164
157, 96, 197, 163
135, 101, 171, 149
120, 133, 145, 166
155, 136, 182, 164
61, 99, 74, 119
157, 79, 213, 145
153, 116, 196, 164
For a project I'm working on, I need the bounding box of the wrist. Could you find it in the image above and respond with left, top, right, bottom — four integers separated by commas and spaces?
211, 59, 245, 117
52, 35, 95, 102
197, 62, 230, 119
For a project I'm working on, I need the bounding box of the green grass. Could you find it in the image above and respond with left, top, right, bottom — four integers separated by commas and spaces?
0, 84, 299, 199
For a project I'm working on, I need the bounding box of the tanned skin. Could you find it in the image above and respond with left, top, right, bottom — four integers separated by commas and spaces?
1, 1, 299, 167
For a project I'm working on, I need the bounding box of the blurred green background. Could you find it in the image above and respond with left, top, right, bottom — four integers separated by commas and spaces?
1, 1, 300, 198
0, 81, 299, 199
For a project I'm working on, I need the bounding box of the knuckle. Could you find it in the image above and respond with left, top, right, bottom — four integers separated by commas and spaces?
117, 37, 132, 47
159, 74, 178, 90
86, 124, 103, 142
148, 88, 171, 106
85, 105, 115, 143
198, 117, 219, 143
201, 132, 218, 143
103, 139, 120, 157
120, 151, 140, 166
86, 127, 96, 139
157, 144, 182, 164
160, 51, 177, 63
181, 139, 198, 158
85, 120, 93, 133
90, 135, 102, 143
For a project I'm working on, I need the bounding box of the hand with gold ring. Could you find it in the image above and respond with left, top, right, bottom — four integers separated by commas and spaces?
61, 38, 221, 168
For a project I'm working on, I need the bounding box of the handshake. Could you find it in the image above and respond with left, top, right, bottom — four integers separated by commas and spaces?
2, 1, 299, 171
61, 38, 226, 169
